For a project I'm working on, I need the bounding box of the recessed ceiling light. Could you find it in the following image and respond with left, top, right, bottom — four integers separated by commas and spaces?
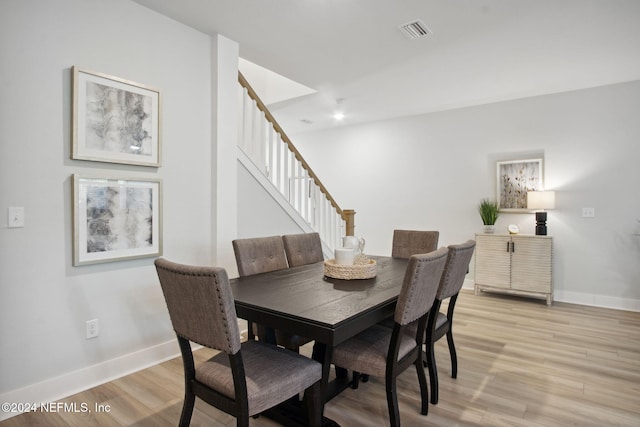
333, 112, 345, 121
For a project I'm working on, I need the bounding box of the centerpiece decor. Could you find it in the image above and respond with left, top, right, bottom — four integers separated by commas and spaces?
324, 258, 377, 280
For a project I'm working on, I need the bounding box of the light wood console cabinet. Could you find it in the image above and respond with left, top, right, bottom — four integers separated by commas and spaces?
474, 234, 553, 305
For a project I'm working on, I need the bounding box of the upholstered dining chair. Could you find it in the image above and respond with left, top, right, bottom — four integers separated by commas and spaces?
391, 229, 440, 259
154, 258, 323, 427
331, 248, 449, 426
423, 240, 476, 405
232, 236, 289, 343
275, 232, 325, 352
232, 235, 289, 277
369, 229, 440, 335
282, 232, 324, 267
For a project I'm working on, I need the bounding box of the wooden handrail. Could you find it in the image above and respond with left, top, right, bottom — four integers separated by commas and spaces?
238, 71, 354, 232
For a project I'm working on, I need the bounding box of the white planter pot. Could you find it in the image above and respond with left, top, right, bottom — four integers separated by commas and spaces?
483, 225, 496, 234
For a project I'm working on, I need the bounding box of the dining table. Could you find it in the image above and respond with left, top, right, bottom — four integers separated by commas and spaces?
229, 255, 409, 426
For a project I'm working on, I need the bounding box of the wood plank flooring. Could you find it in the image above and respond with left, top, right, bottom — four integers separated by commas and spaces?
3, 290, 639, 426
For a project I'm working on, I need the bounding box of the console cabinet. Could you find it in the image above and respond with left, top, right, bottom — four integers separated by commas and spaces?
474, 234, 553, 305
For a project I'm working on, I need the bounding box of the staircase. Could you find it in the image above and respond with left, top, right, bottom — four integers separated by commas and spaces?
237, 72, 354, 255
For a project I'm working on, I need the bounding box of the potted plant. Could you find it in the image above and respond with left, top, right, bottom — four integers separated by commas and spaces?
478, 198, 500, 233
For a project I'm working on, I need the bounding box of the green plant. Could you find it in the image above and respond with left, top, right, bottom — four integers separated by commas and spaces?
478, 198, 500, 225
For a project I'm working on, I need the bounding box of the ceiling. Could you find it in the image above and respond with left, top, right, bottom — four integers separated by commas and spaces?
133, 0, 640, 135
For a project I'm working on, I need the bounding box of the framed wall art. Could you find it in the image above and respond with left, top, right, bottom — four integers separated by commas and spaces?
73, 175, 162, 266
72, 66, 161, 167
496, 158, 543, 212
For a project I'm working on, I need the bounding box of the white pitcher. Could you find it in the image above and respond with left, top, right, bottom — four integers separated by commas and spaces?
342, 236, 365, 256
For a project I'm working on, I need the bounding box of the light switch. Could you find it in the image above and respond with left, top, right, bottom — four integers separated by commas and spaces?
8, 207, 25, 228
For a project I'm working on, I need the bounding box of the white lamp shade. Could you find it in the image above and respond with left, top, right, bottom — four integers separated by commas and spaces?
527, 191, 555, 210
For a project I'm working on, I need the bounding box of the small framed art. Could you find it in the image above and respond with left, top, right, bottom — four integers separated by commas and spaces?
72, 66, 161, 167
496, 158, 543, 212
73, 175, 162, 266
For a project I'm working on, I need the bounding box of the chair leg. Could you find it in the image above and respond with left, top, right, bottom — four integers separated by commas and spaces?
426, 342, 439, 405
351, 371, 360, 389
303, 380, 323, 427
236, 412, 249, 427
247, 320, 256, 341
178, 391, 195, 427
361, 374, 370, 383
385, 376, 400, 427
447, 330, 458, 378
177, 337, 196, 427
415, 358, 429, 415
335, 365, 348, 379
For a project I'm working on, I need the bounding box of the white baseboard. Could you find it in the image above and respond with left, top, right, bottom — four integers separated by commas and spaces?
463, 279, 640, 312
0, 321, 250, 422
0, 340, 180, 422
553, 290, 640, 312
461, 278, 476, 292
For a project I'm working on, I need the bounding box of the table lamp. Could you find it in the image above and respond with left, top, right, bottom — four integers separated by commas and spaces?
527, 191, 555, 235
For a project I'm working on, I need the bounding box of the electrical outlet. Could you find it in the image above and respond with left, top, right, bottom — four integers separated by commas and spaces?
86, 319, 99, 339
582, 207, 595, 218
8, 207, 25, 228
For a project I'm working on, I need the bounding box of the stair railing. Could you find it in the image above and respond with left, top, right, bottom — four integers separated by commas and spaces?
238, 72, 355, 250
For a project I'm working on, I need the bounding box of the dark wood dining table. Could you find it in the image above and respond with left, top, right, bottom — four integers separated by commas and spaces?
229, 255, 409, 425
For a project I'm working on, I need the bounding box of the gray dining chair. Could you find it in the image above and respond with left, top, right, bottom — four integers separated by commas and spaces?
423, 240, 476, 405
282, 232, 324, 267
232, 235, 289, 277
154, 258, 322, 427
370, 229, 440, 337
391, 229, 440, 259
331, 247, 449, 426
279, 232, 324, 351
232, 236, 289, 343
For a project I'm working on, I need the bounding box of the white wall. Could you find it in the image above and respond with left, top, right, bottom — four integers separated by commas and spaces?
293, 81, 640, 311
211, 34, 241, 279
0, 0, 219, 410
237, 159, 308, 239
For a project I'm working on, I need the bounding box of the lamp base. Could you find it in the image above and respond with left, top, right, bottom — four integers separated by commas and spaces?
535, 211, 548, 236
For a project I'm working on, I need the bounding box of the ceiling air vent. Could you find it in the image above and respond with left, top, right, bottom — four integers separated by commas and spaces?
398, 19, 431, 40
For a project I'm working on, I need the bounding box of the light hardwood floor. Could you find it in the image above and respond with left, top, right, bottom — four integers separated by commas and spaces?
3, 290, 639, 426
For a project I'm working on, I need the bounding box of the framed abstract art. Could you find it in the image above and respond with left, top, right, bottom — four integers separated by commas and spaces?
72, 66, 161, 167
73, 175, 162, 266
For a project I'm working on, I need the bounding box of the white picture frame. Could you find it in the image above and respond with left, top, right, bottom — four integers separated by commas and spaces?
72, 66, 161, 167
73, 174, 162, 266
496, 158, 544, 212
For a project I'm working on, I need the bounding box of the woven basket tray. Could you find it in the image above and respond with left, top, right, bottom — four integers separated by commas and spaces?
324, 259, 377, 280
